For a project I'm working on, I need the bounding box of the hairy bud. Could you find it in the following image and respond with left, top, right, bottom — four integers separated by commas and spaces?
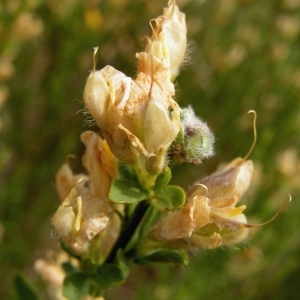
171, 106, 215, 164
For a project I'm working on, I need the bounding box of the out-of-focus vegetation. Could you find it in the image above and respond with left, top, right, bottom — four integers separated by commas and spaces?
0, 0, 299, 299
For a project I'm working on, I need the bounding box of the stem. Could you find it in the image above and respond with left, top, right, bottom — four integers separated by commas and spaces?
105, 200, 149, 263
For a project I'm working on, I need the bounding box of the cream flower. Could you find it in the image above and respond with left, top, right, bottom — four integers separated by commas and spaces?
145, 0, 187, 80
52, 131, 117, 254
84, 60, 181, 173
151, 158, 253, 249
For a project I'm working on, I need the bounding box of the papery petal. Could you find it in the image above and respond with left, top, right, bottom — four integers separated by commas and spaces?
52, 206, 76, 240
81, 131, 117, 198
195, 158, 254, 207
55, 163, 86, 200
189, 232, 223, 249
151, 194, 210, 240
144, 101, 179, 153
190, 219, 249, 249
153, 199, 195, 240
146, 1, 187, 79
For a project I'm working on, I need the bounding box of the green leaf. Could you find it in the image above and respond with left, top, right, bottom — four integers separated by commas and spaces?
109, 179, 146, 204
60, 241, 81, 259
14, 273, 39, 300
151, 185, 185, 211
80, 258, 97, 276
61, 261, 78, 274
63, 272, 90, 300
116, 249, 131, 271
154, 167, 172, 189
118, 163, 138, 182
94, 263, 129, 291
135, 249, 189, 265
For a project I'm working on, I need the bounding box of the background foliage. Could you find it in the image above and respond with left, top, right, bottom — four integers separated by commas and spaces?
1, 0, 299, 299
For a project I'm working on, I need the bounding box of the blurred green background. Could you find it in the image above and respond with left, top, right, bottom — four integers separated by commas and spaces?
1, 0, 299, 299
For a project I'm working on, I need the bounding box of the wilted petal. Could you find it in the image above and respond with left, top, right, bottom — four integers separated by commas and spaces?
52, 205, 76, 240
81, 131, 117, 198
55, 163, 86, 200
84, 67, 137, 163
195, 158, 254, 208
146, 1, 187, 79
190, 225, 249, 249
144, 100, 180, 154
151, 194, 210, 240
53, 168, 112, 255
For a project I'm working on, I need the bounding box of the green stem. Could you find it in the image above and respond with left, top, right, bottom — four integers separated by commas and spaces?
105, 200, 149, 263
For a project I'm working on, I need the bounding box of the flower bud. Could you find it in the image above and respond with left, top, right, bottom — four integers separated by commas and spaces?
171, 106, 215, 164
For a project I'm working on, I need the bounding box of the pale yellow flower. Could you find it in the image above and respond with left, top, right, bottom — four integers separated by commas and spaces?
52, 131, 117, 254
145, 0, 187, 80
151, 158, 253, 249
84, 61, 181, 173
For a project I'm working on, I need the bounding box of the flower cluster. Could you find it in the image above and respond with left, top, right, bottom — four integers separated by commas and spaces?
52, 131, 120, 259
48, 1, 261, 298
51, 0, 253, 262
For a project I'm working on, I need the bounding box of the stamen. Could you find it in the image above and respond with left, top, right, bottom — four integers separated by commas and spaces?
93, 46, 99, 73
149, 19, 158, 41
169, 0, 176, 18
243, 110, 257, 160
149, 53, 154, 97
192, 183, 208, 198
246, 193, 292, 227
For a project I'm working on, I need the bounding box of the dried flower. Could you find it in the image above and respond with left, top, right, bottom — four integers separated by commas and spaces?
84, 58, 181, 174
83, 1, 189, 174
145, 0, 187, 80
34, 252, 68, 300
52, 131, 117, 254
151, 157, 253, 249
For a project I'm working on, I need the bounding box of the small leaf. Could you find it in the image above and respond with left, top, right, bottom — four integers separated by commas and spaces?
109, 179, 146, 204
116, 249, 131, 272
80, 258, 97, 275
94, 263, 129, 291
154, 167, 172, 189
14, 273, 39, 300
61, 261, 78, 274
60, 241, 81, 259
135, 249, 189, 265
151, 185, 185, 211
118, 163, 138, 182
63, 272, 90, 300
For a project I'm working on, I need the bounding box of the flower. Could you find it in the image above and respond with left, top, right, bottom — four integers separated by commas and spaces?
83, 57, 181, 174
83, 1, 188, 174
52, 131, 118, 254
151, 157, 253, 249
145, 0, 187, 80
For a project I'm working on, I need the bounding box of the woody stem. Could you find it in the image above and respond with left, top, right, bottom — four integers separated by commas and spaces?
105, 200, 149, 263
